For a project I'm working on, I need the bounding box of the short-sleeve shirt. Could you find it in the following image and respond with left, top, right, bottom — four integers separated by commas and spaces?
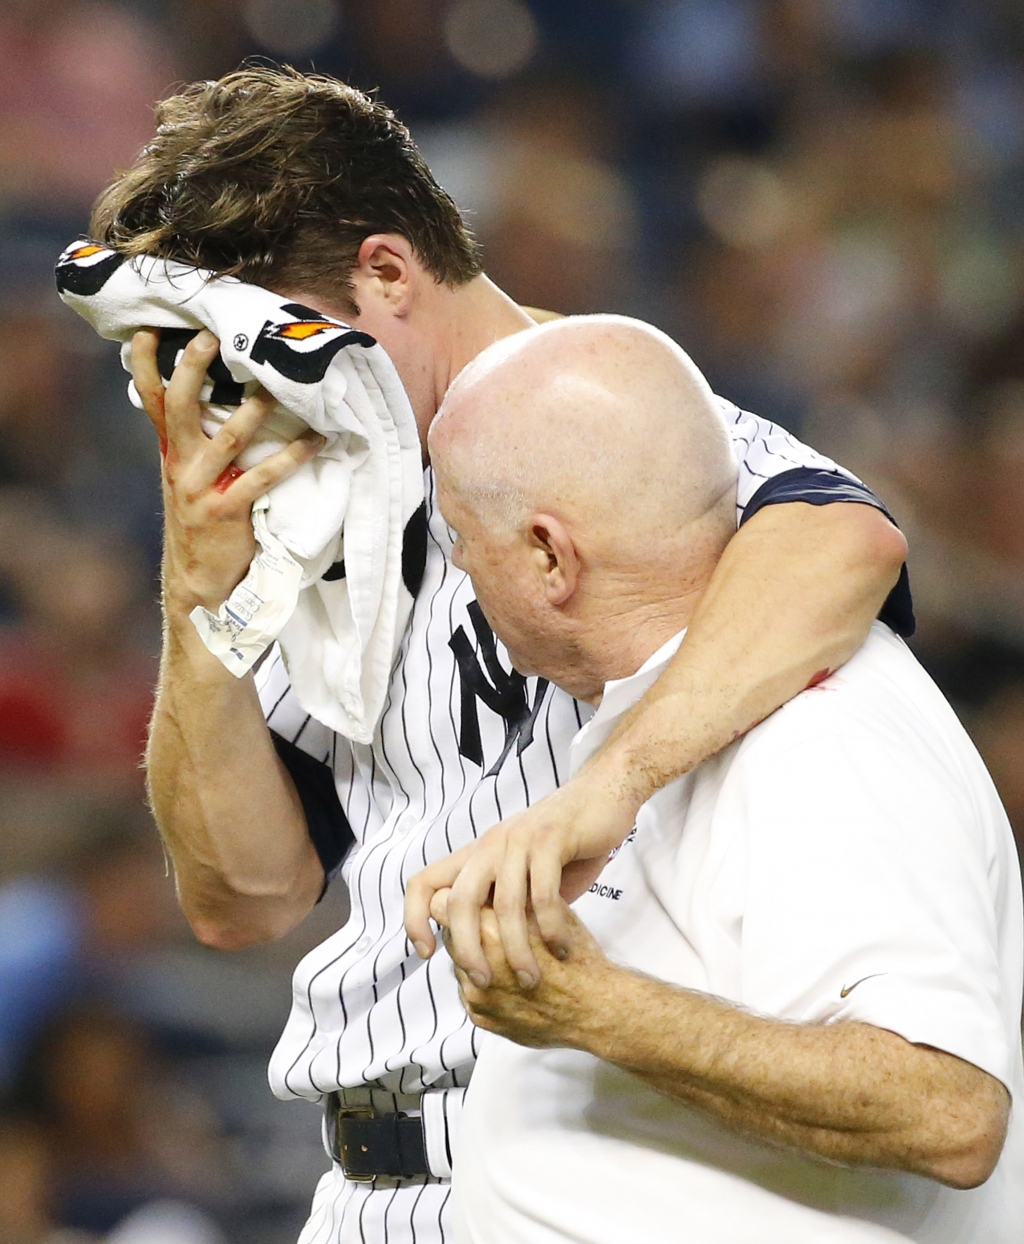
260, 401, 913, 1105
454, 624, 1024, 1243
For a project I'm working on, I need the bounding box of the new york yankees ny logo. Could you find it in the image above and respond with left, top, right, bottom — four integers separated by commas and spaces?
449, 601, 550, 776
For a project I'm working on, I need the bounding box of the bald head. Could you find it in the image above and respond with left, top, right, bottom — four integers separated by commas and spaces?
428, 316, 738, 699
430, 315, 736, 559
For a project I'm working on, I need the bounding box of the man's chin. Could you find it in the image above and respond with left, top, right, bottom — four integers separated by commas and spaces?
508, 650, 540, 678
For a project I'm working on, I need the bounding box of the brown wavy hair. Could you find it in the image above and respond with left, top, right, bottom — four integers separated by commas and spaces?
90, 66, 482, 311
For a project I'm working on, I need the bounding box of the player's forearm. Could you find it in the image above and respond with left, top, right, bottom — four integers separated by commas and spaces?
572, 967, 1007, 1189
584, 501, 906, 810
148, 605, 323, 949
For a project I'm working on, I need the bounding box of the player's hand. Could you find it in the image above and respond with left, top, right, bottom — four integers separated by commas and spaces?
131, 328, 325, 615
452, 904, 616, 1051
405, 765, 638, 989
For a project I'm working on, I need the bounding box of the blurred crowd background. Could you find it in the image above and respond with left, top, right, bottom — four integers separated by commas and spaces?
2, 0, 1024, 1240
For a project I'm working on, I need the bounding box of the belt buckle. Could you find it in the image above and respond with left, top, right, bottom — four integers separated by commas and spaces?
328, 1096, 377, 1182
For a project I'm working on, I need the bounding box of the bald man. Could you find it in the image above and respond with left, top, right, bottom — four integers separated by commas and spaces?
418, 317, 1024, 1244
428, 317, 737, 704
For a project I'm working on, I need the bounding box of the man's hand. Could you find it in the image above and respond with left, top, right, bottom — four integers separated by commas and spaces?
451, 904, 617, 1050
406, 767, 638, 988
131, 327, 325, 613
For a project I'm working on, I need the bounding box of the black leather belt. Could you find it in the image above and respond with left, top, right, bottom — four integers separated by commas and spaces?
325, 1093, 429, 1181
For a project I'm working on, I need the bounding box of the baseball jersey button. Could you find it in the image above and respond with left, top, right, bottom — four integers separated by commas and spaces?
355, 935, 373, 953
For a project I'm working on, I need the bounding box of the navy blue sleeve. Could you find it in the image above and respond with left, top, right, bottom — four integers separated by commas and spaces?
739, 467, 915, 639
270, 729, 354, 889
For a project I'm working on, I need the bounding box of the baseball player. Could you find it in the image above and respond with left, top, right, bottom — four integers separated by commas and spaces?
95, 68, 910, 1242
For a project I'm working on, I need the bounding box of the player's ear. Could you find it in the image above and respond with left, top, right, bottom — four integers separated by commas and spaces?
352, 234, 415, 315
527, 514, 579, 606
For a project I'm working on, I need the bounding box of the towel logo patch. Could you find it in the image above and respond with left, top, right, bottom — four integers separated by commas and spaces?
250, 302, 376, 384
55, 242, 125, 297
156, 328, 246, 406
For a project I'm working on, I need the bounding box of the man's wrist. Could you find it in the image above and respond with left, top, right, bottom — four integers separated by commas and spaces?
569, 959, 717, 1076
161, 592, 225, 669
558, 958, 650, 1063
162, 567, 233, 620
163, 590, 207, 628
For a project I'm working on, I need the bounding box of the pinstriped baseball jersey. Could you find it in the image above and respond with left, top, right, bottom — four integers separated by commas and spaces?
256, 402, 890, 1241
260, 400, 855, 1102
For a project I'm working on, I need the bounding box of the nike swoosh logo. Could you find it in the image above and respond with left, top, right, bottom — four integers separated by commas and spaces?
840, 973, 886, 998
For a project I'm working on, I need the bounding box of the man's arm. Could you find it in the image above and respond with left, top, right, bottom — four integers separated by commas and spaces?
407, 500, 907, 983
135, 329, 327, 949
455, 908, 1010, 1190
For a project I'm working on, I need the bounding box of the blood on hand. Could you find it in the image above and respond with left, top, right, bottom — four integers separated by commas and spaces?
214, 464, 245, 492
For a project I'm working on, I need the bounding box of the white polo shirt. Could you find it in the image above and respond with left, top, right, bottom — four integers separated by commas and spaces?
452, 623, 1024, 1244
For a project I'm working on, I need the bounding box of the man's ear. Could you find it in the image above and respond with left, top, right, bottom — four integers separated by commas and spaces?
527, 514, 579, 606
351, 234, 415, 314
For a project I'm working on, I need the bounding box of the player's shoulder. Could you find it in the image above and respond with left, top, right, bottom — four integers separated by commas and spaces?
716, 396, 859, 487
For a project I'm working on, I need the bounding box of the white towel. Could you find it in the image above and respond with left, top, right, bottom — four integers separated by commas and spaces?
56, 239, 424, 745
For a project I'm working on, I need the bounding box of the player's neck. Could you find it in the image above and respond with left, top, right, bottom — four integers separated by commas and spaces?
429, 276, 536, 427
